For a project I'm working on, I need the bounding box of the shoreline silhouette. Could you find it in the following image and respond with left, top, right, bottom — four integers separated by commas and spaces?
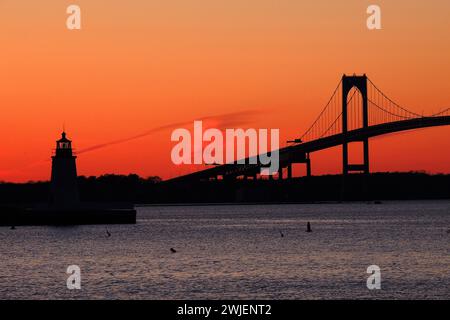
0, 171, 449, 206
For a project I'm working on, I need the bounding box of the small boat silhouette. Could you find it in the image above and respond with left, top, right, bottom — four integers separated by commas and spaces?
170, 248, 177, 253
306, 222, 312, 233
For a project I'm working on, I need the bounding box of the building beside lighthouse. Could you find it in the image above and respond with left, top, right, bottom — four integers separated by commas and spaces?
50, 131, 79, 207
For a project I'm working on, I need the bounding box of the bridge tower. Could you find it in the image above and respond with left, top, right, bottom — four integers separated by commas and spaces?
342, 74, 369, 175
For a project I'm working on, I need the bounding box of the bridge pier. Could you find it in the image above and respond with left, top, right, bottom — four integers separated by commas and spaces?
284, 157, 311, 180
306, 156, 311, 178
343, 139, 370, 175
364, 137, 370, 174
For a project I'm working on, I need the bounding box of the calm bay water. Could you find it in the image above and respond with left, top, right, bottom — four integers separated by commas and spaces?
0, 201, 449, 299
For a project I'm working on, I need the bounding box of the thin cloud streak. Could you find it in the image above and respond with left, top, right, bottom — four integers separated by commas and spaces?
77, 109, 262, 155
0, 110, 265, 179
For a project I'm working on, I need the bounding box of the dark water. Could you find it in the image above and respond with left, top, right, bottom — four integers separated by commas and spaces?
0, 201, 449, 299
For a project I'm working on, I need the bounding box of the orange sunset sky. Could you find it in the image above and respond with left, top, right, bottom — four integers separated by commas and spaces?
1, 0, 450, 182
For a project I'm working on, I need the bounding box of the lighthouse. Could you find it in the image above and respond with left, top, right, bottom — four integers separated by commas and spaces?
50, 131, 79, 207
0, 131, 136, 225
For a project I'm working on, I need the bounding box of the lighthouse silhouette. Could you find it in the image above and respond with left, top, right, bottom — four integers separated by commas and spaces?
50, 131, 79, 207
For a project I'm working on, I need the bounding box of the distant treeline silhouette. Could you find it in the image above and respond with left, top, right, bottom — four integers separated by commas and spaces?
0, 172, 449, 205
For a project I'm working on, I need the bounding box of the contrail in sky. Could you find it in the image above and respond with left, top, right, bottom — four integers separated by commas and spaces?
0, 109, 264, 179
77, 109, 261, 154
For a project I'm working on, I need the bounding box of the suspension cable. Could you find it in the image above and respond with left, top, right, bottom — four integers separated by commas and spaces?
301, 79, 342, 140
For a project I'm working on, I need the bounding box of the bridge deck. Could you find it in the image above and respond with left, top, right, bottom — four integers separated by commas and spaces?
167, 115, 450, 182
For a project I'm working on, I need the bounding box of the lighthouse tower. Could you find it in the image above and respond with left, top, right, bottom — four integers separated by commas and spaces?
50, 131, 79, 207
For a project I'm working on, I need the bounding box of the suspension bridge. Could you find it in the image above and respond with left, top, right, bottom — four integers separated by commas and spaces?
169, 74, 450, 182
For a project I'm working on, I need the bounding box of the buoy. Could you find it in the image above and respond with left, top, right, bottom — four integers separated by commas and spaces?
170, 248, 177, 253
